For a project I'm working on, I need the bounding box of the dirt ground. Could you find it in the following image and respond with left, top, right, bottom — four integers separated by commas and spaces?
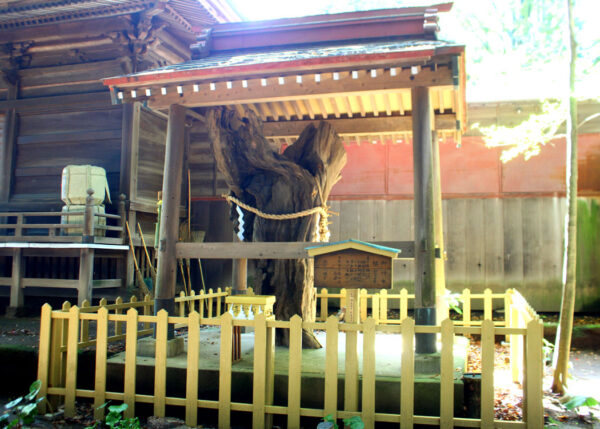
1, 314, 599, 427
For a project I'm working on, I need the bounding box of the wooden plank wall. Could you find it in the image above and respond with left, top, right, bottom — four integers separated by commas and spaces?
13, 106, 123, 203
136, 107, 168, 202
188, 125, 228, 197
327, 196, 598, 312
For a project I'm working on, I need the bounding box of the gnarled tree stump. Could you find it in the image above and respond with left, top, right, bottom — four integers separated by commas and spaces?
207, 107, 346, 348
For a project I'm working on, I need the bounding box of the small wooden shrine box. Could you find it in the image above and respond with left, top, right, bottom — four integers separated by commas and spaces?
306, 239, 399, 290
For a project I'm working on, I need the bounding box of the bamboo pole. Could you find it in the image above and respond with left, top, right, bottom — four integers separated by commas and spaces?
125, 221, 151, 296
137, 222, 156, 283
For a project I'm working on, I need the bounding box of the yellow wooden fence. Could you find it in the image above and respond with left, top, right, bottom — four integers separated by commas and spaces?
37, 300, 544, 429
317, 287, 524, 327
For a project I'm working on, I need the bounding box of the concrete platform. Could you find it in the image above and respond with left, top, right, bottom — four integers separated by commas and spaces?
107, 329, 468, 418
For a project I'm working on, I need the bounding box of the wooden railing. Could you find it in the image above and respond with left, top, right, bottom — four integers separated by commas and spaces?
37, 304, 544, 429
0, 192, 126, 244
317, 287, 526, 327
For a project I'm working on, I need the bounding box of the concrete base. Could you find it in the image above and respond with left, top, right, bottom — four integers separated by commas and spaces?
137, 337, 184, 358
415, 352, 441, 374
5, 306, 20, 318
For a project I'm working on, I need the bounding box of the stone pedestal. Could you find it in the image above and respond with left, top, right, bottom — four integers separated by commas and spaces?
137, 336, 184, 358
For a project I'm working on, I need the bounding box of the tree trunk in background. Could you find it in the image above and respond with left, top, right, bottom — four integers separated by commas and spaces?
207, 107, 346, 348
552, 0, 578, 395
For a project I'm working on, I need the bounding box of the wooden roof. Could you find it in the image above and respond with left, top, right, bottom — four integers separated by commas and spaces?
0, 0, 240, 30
306, 239, 400, 258
103, 3, 467, 143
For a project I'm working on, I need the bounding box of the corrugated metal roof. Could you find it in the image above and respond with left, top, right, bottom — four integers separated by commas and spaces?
120, 38, 457, 80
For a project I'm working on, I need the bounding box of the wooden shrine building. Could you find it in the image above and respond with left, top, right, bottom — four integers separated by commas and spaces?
0, 0, 239, 311
103, 3, 467, 350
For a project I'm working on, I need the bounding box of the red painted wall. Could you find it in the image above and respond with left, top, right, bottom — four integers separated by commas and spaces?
330, 133, 600, 198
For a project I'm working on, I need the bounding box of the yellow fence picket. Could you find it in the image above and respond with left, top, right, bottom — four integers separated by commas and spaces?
154, 310, 168, 417
401, 318, 414, 429
483, 289, 492, 320
199, 291, 205, 318
510, 303, 522, 383
461, 289, 471, 329
525, 320, 544, 428
186, 312, 200, 427
253, 313, 268, 428
360, 289, 368, 321
340, 288, 347, 311
216, 287, 222, 315
80, 300, 90, 343
440, 319, 454, 428
481, 319, 494, 427
94, 307, 109, 420
219, 312, 233, 428
400, 289, 408, 321
143, 295, 152, 329
344, 318, 359, 412
287, 316, 302, 429
372, 294, 380, 323
208, 288, 214, 318
65, 305, 80, 418
179, 291, 186, 316
37, 304, 52, 414
115, 297, 123, 336
362, 318, 376, 429
324, 315, 339, 419
320, 288, 328, 322
380, 289, 388, 322
123, 308, 138, 419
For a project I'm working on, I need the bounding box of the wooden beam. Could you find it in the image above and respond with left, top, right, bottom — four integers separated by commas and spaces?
155, 104, 186, 323
262, 114, 456, 137
0, 91, 112, 113
176, 241, 415, 259
136, 67, 454, 109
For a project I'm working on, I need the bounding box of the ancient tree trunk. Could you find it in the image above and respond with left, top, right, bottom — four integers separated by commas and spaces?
207, 107, 346, 348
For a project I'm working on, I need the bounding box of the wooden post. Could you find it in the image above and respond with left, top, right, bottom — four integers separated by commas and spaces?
0, 79, 18, 203
7, 248, 24, 316
232, 258, 247, 294
116, 195, 127, 288
155, 104, 186, 336
344, 288, 360, 412
412, 86, 437, 354
78, 189, 95, 306
432, 130, 447, 323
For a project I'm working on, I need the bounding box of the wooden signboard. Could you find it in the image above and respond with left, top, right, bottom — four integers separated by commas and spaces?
313, 249, 393, 289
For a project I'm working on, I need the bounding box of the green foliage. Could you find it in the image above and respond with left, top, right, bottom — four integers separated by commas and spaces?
563, 395, 599, 411
318, 414, 365, 429
474, 100, 566, 163
444, 289, 463, 315
0, 380, 44, 428
87, 403, 141, 429
542, 338, 554, 364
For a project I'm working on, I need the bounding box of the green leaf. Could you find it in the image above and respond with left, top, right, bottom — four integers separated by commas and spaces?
24, 380, 42, 401
564, 395, 599, 410
4, 396, 22, 410
108, 403, 128, 414
343, 415, 365, 429
20, 403, 38, 416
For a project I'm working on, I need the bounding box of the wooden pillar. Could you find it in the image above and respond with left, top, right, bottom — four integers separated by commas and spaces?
155, 104, 186, 330
412, 86, 436, 353
1, 81, 18, 203
121, 103, 140, 289
432, 130, 447, 323
232, 234, 247, 295
7, 248, 24, 316
78, 189, 96, 305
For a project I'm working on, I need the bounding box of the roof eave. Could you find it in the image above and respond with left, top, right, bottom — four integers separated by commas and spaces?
102, 44, 464, 88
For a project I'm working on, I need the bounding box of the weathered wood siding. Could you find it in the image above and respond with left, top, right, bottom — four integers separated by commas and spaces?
136, 107, 168, 202
188, 125, 229, 197
13, 106, 122, 203
327, 197, 600, 312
